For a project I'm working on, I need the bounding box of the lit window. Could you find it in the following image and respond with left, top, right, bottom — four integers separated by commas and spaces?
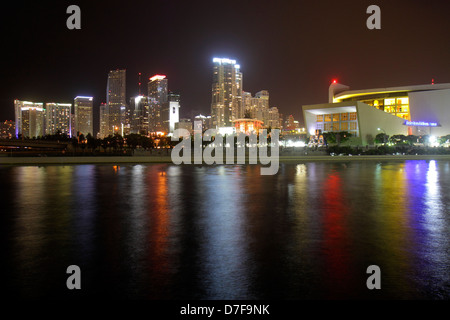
397, 97, 409, 105
333, 114, 339, 121
349, 112, 357, 120
384, 98, 396, 106
341, 113, 348, 121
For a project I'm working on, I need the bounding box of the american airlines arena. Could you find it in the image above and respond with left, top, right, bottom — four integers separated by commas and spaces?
302, 81, 450, 145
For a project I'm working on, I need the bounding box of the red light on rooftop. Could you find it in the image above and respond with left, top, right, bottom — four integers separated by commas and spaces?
332, 79, 337, 84
150, 74, 167, 81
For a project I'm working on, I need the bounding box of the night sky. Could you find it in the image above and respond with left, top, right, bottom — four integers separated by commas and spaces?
2, 0, 450, 132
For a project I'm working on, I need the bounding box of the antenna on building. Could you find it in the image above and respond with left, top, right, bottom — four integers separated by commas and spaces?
138, 72, 142, 95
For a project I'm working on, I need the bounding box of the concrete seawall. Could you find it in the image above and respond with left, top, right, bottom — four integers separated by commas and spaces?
1, 154, 450, 166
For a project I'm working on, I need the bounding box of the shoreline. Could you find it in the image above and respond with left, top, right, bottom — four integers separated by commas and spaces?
1, 154, 450, 166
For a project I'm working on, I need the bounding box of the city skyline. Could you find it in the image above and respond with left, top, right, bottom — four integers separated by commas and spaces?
11, 64, 282, 139
2, 1, 450, 304
2, 0, 450, 126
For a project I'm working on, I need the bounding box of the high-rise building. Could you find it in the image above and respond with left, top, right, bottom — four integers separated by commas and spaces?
45, 102, 72, 136
71, 114, 76, 138
279, 113, 284, 131
266, 107, 280, 129
211, 58, 242, 128
255, 90, 269, 102
130, 95, 149, 135
14, 100, 43, 138
241, 90, 279, 129
242, 91, 253, 118
286, 114, 299, 131
148, 75, 168, 133
175, 118, 193, 135
99, 102, 109, 138
245, 90, 269, 120
21, 104, 45, 138
194, 114, 213, 131
74, 96, 93, 136
107, 69, 126, 136
162, 92, 180, 134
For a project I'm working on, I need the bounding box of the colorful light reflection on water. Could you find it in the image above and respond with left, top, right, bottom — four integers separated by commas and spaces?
0, 160, 449, 299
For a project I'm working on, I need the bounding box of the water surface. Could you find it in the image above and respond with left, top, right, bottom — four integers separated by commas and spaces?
1, 160, 449, 299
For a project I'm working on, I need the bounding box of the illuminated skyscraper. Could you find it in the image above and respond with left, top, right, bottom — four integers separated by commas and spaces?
255, 90, 269, 103
241, 90, 279, 128
99, 103, 109, 138
107, 69, 126, 135
194, 114, 213, 130
20, 103, 45, 138
286, 114, 299, 131
211, 58, 243, 127
162, 92, 180, 134
14, 100, 44, 138
74, 96, 93, 136
148, 75, 168, 133
244, 90, 269, 120
130, 95, 149, 135
45, 102, 72, 136
266, 107, 280, 129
